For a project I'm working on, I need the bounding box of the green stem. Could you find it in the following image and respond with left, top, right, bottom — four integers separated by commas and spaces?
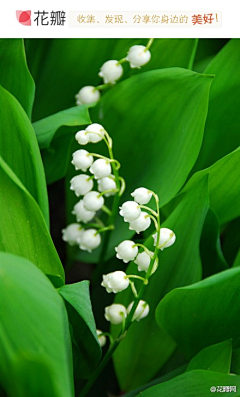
117, 57, 127, 65
145, 38, 154, 51
101, 205, 112, 216
94, 84, 110, 91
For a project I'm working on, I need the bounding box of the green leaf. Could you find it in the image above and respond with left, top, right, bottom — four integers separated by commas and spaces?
183, 148, 240, 225
0, 39, 35, 118
0, 252, 73, 397
136, 370, 240, 397
0, 85, 49, 225
200, 209, 228, 278
0, 157, 65, 284
156, 267, 240, 358
234, 250, 240, 267
33, 106, 91, 149
186, 340, 232, 374
192, 39, 240, 172
232, 347, 240, 375
112, 175, 209, 391
59, 281, 101, 378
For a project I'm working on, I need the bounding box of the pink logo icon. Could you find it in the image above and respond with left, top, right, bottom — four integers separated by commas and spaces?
16, 10, 31, 26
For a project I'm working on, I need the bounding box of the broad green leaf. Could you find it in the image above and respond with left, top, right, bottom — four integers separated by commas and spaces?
25, 39, 198, 121
192, 39, 240, 172
193, 39, 228, 73
222, 217, 240, 266
59, 281, 101, 378
0, 252, 73, 397
0, 39, 34, 118
232, 348, 240, 375
137, 370, 240, 397
33, 106, 91, 149
0, 157, 64, 284
0, 85, 49, 224
200, 209, 228, 278
112, 175, 209, 391
156, 267, 240, 358
234, 250, 240, 267
183, 148, 240, 225
186, 340, 232, 374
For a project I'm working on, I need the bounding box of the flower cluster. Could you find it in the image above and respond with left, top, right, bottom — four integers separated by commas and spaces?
101, 187, 176, 327
75, 40, 153, 106
62, 123, 123, 253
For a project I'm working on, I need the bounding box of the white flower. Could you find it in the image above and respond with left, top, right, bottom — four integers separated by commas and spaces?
78, 228, 101, 252
104, 304, 127, 325
89, 159, 112, 179
83, 191, 104, 211
62, 223, 84, 246
127, 300, 150, 321
85, 123, 105, 143
131, 187, 152, 205
115, 240, 138, 263
71, 150, 93, 172
126, 45, 151, 69
97, 175, 117, 196
75, 86, 100, 105
119, 201, 141, 222
70, 175, 93, 196
101, 271, 129, 293
75, 130, 89, 145
72, 200, 96, 223
153, 228, 176, 250
134, 251, 153, 272
129, 211, 151, 234
96, 330, 106, 347
99, 60, 123, 84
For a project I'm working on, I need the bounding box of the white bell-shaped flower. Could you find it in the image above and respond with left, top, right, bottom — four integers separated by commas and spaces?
129, 211, 151, 234
75, 86, 100, 105
71, 150, 93, 172
134, 251, 153, 272
78, 228, 101, 252
75, 130, 89, 145
90, 159, 112, 179
70, 175, 93, 196
115, 240, 138, 263
101, 271, 129, 293
153, 228, 176, 250
85, 123, 105, 143
119, 201, 141, 222
72, 200, 96, 223
104, 304, 127, 325
126, 45, 151, 69
97, 175, 117, 196
131, 187, 152, 205
99, 60, 123, 84
127, 300, 150, 321
83, 191, 104, 211
62, 223, 84, 246
96, 330, 106, 347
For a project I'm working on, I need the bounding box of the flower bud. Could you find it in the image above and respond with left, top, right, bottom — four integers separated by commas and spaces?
101, 271, 129, 293
96, 330, 106, 347
127, 300, 150, 321
129, 211, 151, 234
71, 149, 93, 172
72, 200, 96, 223
83, 191, 104, 211
70, 175, 93, 196
153, 228, 176, 250
126, 45, 151, 69
75, 86, 100, 105
90, 159, 112, 179
62, 223, 84, 246
79, 228, 101, 252
104, 304, 127, 325
97, 175, 117, 196
119, 201, 141, 222
115, 240, 138, 263
134, 251, 153, 272
85, 123, 105, 143
75, 130, 89, 145
131, 187, 152, 205
99, 60, 123, 84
